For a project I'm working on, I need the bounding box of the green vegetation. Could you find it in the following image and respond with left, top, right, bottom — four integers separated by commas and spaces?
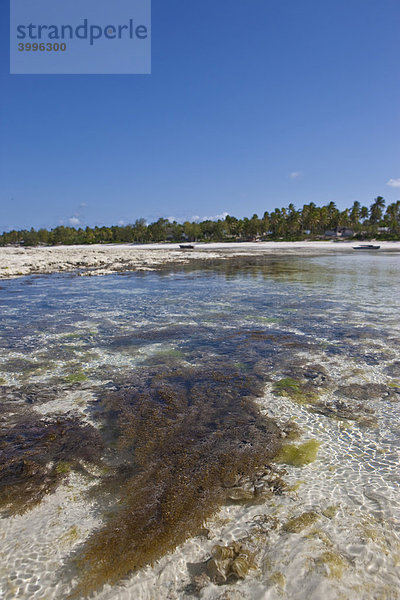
317, 551, 347, 579
322, 505, 339, 519
1, 197, 400, 246
273, 378, 319, 404
275, 440, 321, 467
268, 571, 286, 588
55, 462, 72, 475
274, 377, 301, 394
146, 348, 184, 362
283, 511, 320, 533
64, 371, 88, 383
61, 525, 80, 544
388, 381, 400, 389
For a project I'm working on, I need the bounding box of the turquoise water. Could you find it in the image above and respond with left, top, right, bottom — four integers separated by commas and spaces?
0, 253, 399, 599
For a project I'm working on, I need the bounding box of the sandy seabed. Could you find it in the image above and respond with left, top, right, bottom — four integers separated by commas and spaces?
1, 241, 399, 279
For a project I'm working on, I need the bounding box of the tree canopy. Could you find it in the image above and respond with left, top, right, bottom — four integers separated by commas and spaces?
1, 197, 399, 246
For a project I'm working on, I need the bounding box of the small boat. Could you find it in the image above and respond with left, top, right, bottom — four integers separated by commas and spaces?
179, 244, 195, 249
353, 244, 380, 250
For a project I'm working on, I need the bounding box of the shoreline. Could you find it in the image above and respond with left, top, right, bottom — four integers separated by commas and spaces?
0, 240, 399, 279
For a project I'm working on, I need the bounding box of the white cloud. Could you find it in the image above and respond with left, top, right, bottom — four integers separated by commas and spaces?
69, 216, 81, 226
167, 216, 177, 223
203, 211, 229, 221
387, 178, 400, 188
118, 219, 125, 226
289, 171, 301, 179
79, 202, 87, 207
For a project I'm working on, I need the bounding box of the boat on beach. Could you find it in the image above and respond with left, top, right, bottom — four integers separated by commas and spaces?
179, 244, 195, 249
353, 244, 380, 250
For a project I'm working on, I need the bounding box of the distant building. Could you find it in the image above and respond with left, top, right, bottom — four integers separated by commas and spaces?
324, 227, 354, 238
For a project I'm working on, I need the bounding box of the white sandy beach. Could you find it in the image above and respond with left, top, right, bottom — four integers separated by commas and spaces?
0, 240, 399, 279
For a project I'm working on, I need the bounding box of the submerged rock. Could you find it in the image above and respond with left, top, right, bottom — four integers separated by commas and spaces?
311, 399, 376, 426
281, 363, 331, 387
335, 383, 394, 401
385, 361, 400, 377
207, 542, 257, 583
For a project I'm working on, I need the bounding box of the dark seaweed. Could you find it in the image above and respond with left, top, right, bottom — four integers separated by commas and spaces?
68, 365, 281, 597
0, 406, 103, 516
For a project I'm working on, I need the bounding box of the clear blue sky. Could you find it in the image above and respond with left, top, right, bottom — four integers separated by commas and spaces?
1, 0, 399, 231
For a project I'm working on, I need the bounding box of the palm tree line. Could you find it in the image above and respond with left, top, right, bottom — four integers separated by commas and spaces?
1, 196, 399, 246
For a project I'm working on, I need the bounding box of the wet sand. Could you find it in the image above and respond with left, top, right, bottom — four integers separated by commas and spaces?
1, 241, 399, 279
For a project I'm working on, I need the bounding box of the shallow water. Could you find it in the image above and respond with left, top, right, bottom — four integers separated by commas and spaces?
0, 252, 399, 599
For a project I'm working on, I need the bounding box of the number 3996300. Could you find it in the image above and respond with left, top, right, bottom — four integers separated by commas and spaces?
18, 43, 67, 52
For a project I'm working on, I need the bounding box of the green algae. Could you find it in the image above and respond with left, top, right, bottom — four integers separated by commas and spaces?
269, 571, 286, 588
149, 348, 184, 360
61, 333, 82, 339
307, 528, 334, 548
289, 480, 305, 492
234, 361, 251, 371
61, 525, 80, 545
388, 381, 400, 389
55, 462, 72, 475
317, 550, 347, 579
273, 378, 319, 404
64, 371, 88, 383
283, 511, 320, 533
61, 329, 98, 340
275, 439, 321, 467
2, 357, 48, 376
274, 377, 301, 393
322, 505, 339, 519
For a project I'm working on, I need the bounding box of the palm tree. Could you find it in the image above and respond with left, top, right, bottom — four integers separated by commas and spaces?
286, 204, 301, 236
270, 209, 284, 237
339, 209, 350, 227
326, 201, 339, 229
385, 201, 400, 233
350, 201, 361, 228
369, 196, 385, 225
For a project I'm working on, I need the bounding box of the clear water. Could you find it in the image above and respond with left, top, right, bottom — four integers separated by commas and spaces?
0, 252, 400, 599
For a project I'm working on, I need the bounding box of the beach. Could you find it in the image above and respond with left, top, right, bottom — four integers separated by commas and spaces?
1, 240, 399, 279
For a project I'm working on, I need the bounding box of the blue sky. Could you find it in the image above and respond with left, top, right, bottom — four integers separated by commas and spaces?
1, 0, 399, 231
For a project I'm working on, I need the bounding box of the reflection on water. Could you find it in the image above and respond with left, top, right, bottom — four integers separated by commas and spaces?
0, 253, 400, 599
